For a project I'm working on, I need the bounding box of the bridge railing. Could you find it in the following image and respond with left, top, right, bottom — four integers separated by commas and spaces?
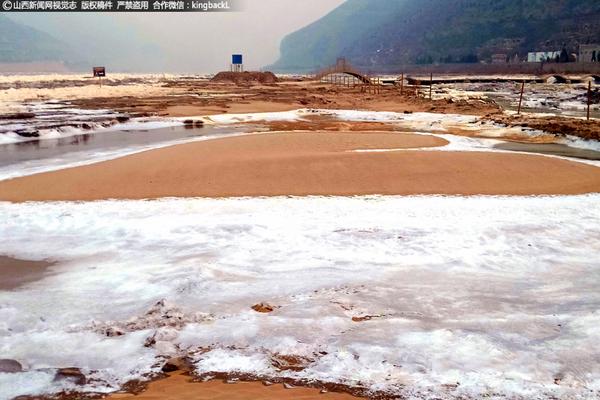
314, 60, 371, 84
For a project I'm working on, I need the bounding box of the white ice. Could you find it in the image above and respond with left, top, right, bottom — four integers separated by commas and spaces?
1, 195, 599, 399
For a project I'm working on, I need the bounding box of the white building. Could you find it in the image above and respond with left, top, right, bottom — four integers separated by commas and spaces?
527, 51, 560, 62
579, 44, 600, 63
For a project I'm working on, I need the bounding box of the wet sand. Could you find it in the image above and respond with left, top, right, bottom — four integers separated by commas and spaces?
111, 372, 361, 400
0, 255, 53, 290
164, 101, 300, 117
1, 131, 600, 201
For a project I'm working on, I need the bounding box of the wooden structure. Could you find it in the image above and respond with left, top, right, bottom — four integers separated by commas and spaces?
315, 58, 371, 84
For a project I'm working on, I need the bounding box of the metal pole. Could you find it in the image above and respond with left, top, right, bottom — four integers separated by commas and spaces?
588, 81, 592, 121
517, 81, 525, 115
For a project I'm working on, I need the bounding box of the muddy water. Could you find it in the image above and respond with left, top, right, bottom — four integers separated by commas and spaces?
0, 256, 54, 291
0, 125, 255, 169
495, 141, 600, 160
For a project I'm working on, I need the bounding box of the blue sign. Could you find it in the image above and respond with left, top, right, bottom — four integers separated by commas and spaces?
232, 54, 243, 65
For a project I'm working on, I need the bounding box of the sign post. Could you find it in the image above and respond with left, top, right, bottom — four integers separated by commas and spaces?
517, 81, 525, 115
429, 72, 433, 100
588, 81, 592, 121
93, 67, 106, 88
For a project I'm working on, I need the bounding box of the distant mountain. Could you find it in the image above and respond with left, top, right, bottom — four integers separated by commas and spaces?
270, 0, 600, 72
2, 14, 165, 71
0, 15, 69, 63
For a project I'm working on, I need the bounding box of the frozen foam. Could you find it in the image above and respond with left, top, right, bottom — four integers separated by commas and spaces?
0, 195, 599, 399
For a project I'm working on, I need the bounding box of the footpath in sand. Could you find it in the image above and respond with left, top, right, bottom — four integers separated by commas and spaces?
1, 130, 600, 202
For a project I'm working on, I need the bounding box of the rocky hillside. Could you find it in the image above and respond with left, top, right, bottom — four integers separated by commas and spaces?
0, 15, 69, 63
270, 0, 600, 72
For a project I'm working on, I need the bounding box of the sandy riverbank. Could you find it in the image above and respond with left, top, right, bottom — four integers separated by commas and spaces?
111, 372, 361, 400
1, 130, 600, 202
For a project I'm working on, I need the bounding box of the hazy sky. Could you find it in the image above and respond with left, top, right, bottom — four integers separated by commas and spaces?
7, 0, 345, 72
119, 0, 346, 71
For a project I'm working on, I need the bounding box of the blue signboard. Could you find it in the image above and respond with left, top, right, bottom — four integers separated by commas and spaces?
232, 54, 243, 65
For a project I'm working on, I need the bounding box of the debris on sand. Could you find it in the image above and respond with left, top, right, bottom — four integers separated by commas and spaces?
489, 114, 600, 141
251, 303, 276, 313
270, 354, 314, 372
211, 71, 278, 85
53, 367, 87, 386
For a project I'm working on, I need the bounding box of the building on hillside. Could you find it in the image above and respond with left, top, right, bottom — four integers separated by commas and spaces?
527, 51, 560, 62
491, 54, 507, 64
579, 44, 600, 63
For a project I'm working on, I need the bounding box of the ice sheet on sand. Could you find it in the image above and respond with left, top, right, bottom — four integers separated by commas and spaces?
0, 117, 182, 145
197, 110, 303, 124
1, 196, 599, 399
0, 74, 185, 113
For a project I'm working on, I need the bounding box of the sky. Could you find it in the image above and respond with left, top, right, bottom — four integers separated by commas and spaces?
129, 0, 345, 71
7, 0, 345, 72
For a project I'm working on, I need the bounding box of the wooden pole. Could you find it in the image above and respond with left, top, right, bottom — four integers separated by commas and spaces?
517, 81, 525, 115
400, 73, 404, 95
429, 72, 433, 100
587, 81, 592, 121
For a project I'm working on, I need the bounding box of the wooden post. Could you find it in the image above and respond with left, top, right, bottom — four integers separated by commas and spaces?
429, 72, 433, 100
400, 73, 404, 95
587, 81, 592, 121
99, 77, 102, 88
517, 81, 525, 115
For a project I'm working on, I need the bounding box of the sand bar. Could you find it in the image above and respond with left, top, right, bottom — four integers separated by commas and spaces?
1, 131, 600, 202
111, 372, 361, 400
